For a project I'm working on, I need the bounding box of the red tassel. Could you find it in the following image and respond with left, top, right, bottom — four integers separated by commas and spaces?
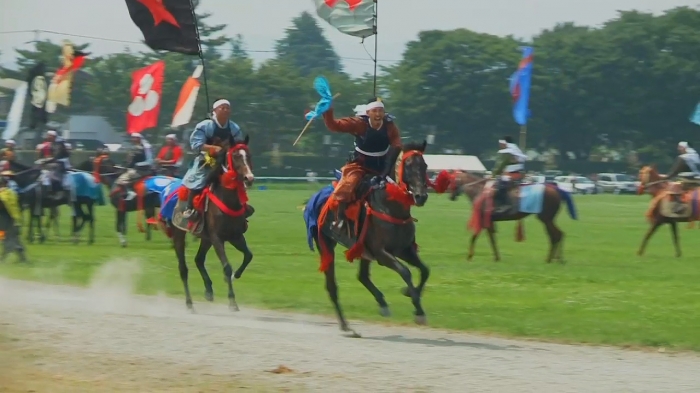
515, 220, 525, 242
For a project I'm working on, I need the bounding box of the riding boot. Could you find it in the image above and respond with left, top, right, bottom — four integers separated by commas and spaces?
183, 189, 201, 220
245, 204, 255, 218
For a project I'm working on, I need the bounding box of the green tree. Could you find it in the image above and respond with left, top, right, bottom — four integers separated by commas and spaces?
275, 11, 343, 76
230, 34, 249, 59
191, 0, 228, 60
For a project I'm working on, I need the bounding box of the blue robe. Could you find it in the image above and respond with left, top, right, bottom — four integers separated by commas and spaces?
182, 118, 244, 190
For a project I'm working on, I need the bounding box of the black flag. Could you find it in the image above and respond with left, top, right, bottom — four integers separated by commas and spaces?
125, 0, 200, 55
27, 62, 48, 129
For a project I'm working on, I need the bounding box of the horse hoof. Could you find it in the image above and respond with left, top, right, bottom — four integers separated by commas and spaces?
204, 292, 214, 302
233, 270, 242, 279
466, 254, 473, 261
120, 242, 127, 248
229, 301, 239, 312
186, 301, 193, 311
414, 315, 428, 325
344, 330, 362, 338
400, 287, 411, 297
379, 306, 391, 317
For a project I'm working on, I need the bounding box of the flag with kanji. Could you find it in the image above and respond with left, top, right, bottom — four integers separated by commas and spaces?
125, 0, 200, 55
509, 46, 533, 125
46, 41, 88, 113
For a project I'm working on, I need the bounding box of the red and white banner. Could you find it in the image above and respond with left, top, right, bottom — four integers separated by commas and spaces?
171, 65, 202, 127
127, 60, 165, 134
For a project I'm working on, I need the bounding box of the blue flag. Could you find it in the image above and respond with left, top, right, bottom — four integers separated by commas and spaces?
305, 76, 334, 121
690, 103, 700, 126
509, 46, 533, 125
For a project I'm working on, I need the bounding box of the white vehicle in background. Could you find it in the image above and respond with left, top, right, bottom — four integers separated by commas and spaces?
554, 175, 602, 194
596, 173, 639, 194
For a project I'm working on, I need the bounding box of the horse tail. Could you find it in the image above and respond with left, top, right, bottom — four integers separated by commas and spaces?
554, 186, 578, 220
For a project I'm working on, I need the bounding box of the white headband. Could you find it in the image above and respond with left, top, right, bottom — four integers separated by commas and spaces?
679, 141, 688, 148
131, 133, 142, 139
47, 130, 57, 136
165, 134, 176, 140
5, 140, 15, 145
213, 99, 230, 110
498, 139, 506, 144
365, 101, 384, 111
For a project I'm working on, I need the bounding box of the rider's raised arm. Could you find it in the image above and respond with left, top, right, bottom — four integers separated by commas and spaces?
229, 121, 244, 143
386, 121, 402, 148
322, 108, 365, 135
189, 120, 209, 152
666, 156, 685, 178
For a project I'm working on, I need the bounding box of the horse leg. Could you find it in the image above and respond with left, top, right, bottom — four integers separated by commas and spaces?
193, 238, 214, 301
27, 210, 34, 243
357, 258, 390, 317
670, 221, 681, 257
316, 234, 355, 334
116, 210, 127, 247
376, 249, 426, 325
486, 225, 500, 261
228, 235, 253, 279
35, 213, 45, 244
396, 245, 430, 298
467, 233, 480, 261
51, 206, 60, 238
637, 220, 662, 256
541, 220, 564, 263
144, 204, 154, 241
87, 202, 95, 245
173, 228, 192, 310
209, 233, 238, 311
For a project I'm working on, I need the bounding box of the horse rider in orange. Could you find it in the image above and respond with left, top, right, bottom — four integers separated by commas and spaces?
155, 134, 184, 175
322, 97, 402, 233
491, 136, 527, 212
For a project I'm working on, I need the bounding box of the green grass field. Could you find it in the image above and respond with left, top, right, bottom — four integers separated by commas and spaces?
1, 187, 699, 351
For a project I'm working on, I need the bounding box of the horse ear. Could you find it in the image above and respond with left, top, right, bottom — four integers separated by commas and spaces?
243, 134, 249, 145
420, 140, 427, 152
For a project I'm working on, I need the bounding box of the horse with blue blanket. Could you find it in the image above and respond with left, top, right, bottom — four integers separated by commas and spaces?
449, 172, 577, 263
76, 157, 175, 247
159, 136, 255, 312
6, 160, 105, 244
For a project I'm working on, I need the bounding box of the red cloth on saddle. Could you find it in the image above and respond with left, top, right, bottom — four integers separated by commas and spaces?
177, 186, 207, 212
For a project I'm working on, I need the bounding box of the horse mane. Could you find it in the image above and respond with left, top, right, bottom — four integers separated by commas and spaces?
402, 141, 426, 153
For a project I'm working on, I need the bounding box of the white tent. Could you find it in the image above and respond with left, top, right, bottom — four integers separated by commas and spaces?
424, 154, 486, 172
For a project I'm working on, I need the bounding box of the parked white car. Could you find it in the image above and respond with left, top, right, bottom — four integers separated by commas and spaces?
554, 176, 602, 194
596, 173, 639, 194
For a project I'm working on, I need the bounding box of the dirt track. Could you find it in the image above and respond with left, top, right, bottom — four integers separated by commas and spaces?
1, 262, 699, 392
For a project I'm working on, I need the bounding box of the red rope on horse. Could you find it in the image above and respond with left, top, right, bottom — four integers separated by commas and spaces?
344, 203, 416, 263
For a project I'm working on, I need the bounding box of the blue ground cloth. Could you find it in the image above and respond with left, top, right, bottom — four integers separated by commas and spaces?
143, 176, 177, 194
71, 172, 105, 205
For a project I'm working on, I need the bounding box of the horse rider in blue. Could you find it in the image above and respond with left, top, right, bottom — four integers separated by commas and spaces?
182, 98, 255, 221
36, 130, 72, 200
115, 133, 154, 199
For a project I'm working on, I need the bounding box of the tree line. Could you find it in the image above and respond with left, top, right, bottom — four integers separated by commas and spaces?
2, 5, 700, 166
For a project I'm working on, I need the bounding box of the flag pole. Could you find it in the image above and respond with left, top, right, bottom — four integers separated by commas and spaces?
519, 125, 526, 149
188, 0, 210, 112
372, 0, 378, 97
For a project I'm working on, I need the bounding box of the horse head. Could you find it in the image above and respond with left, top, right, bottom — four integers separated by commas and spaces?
637, 164, 664, 195
214, 135, 254, 189
449, 171, 484, 201
395, 140, 429, 206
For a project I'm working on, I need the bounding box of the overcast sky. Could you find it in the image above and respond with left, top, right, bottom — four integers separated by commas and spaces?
1, 0, 697, 77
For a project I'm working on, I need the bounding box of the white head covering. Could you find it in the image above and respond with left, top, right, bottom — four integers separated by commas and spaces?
46, 130, 57, 137
679, 141, 688, 148
165, 134, 176, 140
131, 133, 142, 139
498, 142, 527, 162
5, 140, 15, 145
213, 99, 230, 110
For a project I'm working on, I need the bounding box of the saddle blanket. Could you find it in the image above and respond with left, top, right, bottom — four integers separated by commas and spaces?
304, 170, 342, 251
158, 178, 183, 221
142, 176, 178, 194
519, 184, 545, 214
30, 172, 104, 204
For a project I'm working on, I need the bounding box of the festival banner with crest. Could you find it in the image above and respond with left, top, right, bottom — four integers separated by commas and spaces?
45, 41, 88, 113
26, 62, 48, 129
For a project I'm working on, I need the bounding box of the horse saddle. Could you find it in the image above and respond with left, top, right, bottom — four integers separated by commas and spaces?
172, 199, 207, 237
659, 193, 694, 218
491, 183, 521, 216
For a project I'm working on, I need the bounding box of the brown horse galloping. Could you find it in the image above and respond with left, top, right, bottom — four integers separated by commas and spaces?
449, 173, 577, 262
636, 165, 700, 257
168, 137, 255, 311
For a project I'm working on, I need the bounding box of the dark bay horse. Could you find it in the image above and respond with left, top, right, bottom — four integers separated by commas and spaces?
7, 160, 102, 244
167, 137, 255, 311
304, 141, 441, 334
76, 157, 164, 246
636, 165, 700, 256
449, 172, 576, 263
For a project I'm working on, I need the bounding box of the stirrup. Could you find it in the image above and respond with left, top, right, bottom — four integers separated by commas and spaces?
183, 208, 195, 219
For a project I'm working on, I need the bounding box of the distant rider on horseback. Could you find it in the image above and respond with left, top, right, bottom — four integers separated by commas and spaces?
155, 134, 184, 176
0, 140, 17, 164
492, 136, 527, 212
182, 98, 254, 221
36, 130, 72, 199
115, 133, 153, 199
664, 141, 700, 180
322, 97, 402, 232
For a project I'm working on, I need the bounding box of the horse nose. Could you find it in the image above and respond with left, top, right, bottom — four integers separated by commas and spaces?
414, 193, 428, 206
244, 174, 255, 185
